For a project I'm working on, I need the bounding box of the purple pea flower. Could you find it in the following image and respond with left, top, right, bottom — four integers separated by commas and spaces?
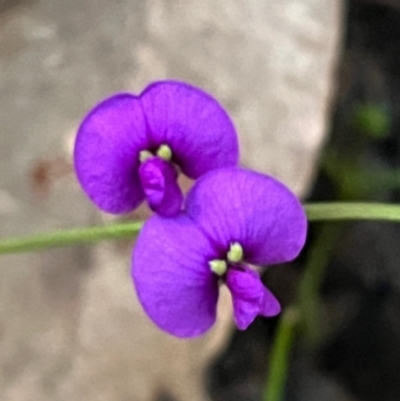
132, 168, 307, 338
74, 80, 238, 216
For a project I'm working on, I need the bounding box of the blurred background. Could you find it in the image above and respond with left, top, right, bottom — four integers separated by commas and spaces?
2, 0, 400, 400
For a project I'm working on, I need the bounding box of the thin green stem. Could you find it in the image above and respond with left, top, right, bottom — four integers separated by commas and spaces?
0, 221, 143, 255
298, 223, 343, 342
264, 307, 300, 401
306, 202, 400, 222
1, 202, 400, 257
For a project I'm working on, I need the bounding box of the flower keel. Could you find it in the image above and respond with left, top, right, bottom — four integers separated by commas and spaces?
139, 157, 183, 217
227, 266, 281, 330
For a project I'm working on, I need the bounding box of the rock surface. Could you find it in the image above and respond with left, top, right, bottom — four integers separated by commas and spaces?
0, 1, 342, 400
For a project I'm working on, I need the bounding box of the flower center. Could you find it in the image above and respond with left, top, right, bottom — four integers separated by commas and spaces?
209, 242, 244, 276
139, 144, 172, 163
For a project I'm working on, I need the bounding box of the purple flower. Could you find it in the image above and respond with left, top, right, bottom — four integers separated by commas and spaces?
132, 168, 307, 337
74, 80, 238, 216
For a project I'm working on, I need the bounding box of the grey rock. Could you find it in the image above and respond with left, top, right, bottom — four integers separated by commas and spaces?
0, 1, 342, 400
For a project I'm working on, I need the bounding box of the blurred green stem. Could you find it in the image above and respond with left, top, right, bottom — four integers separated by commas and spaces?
298, 223, 343, 342
264, 307, 300, 401
264, 224, 342, 401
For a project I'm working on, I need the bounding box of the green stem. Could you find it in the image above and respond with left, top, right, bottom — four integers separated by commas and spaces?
0, 221, 143, 255
264, 307, 300, 401
306, 202, 400, 222
298, 223, 343, 342
1, 202, 400, 257
264, 225, 342, 400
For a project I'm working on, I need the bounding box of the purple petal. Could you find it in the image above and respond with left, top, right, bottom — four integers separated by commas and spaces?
139, 157, 183, 217
259, 286, 281, 318
186, 168, 307, 266
132, 214, 219, 338
226, 266, 280, 330
139, 80, 239, 178
74, 94, 149, 213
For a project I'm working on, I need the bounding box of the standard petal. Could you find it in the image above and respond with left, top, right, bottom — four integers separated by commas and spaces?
139, 157, 183, 217
74, 94, 150, 213
139, 80, 239, 178
132, 214, 219, 338
226, 266, 280, 330
186, 168, 307, 266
